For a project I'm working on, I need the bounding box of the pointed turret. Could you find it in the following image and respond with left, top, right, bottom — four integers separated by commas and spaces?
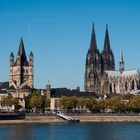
119, 49, 124, 73
29, 51, 33, 57
90, 24, 97, 50
10, 52, 14, 58
15, 37, 29, 66
29, 51, 34, 66
10, 52, 14, 67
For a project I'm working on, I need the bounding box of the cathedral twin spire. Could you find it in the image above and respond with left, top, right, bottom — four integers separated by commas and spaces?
85, 24, 115, 92
89, 23, 115, 71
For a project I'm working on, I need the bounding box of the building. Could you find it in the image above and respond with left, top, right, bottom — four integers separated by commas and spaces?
104, 50, 140, 94
8, 37, 34, 100
84, 24, 140, 94
44, 85, 97, 111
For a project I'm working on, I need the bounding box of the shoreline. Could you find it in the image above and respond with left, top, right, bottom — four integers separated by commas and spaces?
1, 115, 140, 124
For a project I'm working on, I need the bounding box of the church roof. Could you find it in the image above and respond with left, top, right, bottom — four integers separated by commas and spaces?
51, 88, 98, 98
105, 69, 139, 78
15, 37, 29, 66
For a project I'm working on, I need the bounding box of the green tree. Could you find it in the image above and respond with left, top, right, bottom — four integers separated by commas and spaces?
86, 98, 98, 112
121, 94, 133, 100
98, 100, 106, 112
129, 96, 140, 113
1, 94, 14, 112
78, 97, 88, 108
13, 98, 22, 110
30, 94, 43, 112
42, 97, 50, 112
60, 96, 78, 111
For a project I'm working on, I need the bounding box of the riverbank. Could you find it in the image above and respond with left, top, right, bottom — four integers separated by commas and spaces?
1, 115, 140, 124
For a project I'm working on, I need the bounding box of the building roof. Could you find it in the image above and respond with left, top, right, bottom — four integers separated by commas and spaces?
105, 69, 139, 78
21, 85, 31, 90
50, 88, 98, 98
0, 82, 9, 90
8, 85, 15, 90
0, 82, 9, 94
15, 37, 29, 66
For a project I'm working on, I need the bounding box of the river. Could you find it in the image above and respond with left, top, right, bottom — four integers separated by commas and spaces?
0, 122, 140, 140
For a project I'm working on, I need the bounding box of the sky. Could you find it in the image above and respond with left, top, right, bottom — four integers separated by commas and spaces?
0, 0, 140, 90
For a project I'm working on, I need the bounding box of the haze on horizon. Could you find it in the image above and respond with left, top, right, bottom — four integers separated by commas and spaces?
0, 0, 140, 91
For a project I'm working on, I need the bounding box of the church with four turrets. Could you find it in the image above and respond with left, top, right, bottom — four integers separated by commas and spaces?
8, 38, 34, 101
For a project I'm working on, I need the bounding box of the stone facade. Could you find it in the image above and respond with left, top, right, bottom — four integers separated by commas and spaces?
8, 38, 34, 100
85, 25, 140, 94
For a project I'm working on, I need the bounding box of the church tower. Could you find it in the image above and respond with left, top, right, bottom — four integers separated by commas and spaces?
101, 25, 115, 71
9, 37, 34, 98
84, 24, 102, 93
119, 49, 124, 73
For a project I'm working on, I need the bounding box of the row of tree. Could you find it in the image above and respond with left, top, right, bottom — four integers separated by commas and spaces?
25, 92, 50, 112
1, 92, 50, 113
59, 94, 140, 113
2, 92, 140, 113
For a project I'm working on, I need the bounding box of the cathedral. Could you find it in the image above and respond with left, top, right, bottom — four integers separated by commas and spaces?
84, 25, 140, 95
8, 37, 34, 99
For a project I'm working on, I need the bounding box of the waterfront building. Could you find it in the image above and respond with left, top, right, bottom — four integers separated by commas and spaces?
45, 85, 97, 110
85, 25, 140, 94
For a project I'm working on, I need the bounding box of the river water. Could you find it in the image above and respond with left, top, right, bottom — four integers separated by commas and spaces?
0, 122, 140, 140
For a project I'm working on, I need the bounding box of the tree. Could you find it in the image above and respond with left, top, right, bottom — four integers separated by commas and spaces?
60, 96, 78, 111
1, 94, 14, 112
30, 94, 43, 112
13, 98, 22, 110
98, 100, 106, 112
86, 98, 98, 112
78, 97, 88, 108
42, 96, 50, 112
121, 94, 133, 100
129, 96, 140, 113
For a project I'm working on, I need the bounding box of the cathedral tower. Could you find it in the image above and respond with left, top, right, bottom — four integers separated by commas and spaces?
101, 25, 115, 71
84, 24, 102, 93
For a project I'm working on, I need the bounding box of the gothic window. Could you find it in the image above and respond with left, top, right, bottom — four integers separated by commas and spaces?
114, 83, 116, 93
131, 80, 134, 90
109, 83, 112, 93
125, 82, 127, 92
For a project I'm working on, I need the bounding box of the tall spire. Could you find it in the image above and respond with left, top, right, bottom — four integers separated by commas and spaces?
90, 23, 97, 50
103, 24, 110, 51
18, 37, 26, 57
101, 24, 115, 71
120, 49, 123, 62
119, 49, 124, 73
15, 37, 29, 66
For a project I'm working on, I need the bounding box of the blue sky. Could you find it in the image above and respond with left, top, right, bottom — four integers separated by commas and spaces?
0, 0, 140, 90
